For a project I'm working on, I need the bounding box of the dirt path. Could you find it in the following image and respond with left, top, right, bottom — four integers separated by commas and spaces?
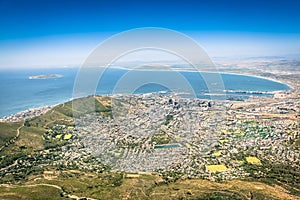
16, 124, 24, 137
0, 159, 18, 171
0, 123, 24, 152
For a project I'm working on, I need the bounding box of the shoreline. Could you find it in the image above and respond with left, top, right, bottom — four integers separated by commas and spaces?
216, 71, 294, 91
0, 71, 292, 122
109, 66, 294, 90
0, 105, 56, 123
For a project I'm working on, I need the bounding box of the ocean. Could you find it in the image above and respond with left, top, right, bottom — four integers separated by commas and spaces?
0, 67, 290, 118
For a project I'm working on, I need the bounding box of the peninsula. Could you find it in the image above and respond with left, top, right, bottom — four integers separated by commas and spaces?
29, 74, 63, 79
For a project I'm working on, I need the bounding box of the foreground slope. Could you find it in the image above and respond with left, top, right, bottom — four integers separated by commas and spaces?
0, 95, 299, 200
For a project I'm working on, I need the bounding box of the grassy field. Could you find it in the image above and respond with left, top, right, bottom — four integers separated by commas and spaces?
149, 179, 299, 200
1, 171, 299, 200
0, 185, 65, 200
205, 164, 228, 173
0, 121, 23, 146
27, 96, 111, 128
245, 156, 261, 164
1, 96, 111, 151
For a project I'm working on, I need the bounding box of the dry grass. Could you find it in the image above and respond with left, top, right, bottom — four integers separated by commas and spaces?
206, 164, 228, 172
245, 156, 261, 164
1, 172, 300, 200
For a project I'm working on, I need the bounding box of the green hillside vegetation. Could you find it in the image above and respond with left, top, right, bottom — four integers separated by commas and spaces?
151, 132, 172, 145
243, 160, 300, 196
0, 96, 112, 173
1, 170, 298, 200
27, 96, 111, 128
0, 121, 23, 146
0, 185, 65, 200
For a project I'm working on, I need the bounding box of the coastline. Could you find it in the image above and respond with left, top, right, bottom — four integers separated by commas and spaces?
216, 71, 294, 91
0, 105, 56, 123
110, 66, 294, 90
0, 70, 292, 122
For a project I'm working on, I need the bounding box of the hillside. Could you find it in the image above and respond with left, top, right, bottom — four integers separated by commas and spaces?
0, 95, 299, 200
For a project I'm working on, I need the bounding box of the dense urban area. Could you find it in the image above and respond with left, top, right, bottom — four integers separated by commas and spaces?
0, 58, 299, 199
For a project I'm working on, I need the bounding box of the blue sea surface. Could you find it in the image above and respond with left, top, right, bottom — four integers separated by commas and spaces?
0, 67, 290, 117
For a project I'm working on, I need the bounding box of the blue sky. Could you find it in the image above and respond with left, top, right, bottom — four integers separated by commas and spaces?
0, 0, 300, 67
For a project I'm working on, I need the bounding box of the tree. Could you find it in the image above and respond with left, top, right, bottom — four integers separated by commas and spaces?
24, 120, 30, 127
